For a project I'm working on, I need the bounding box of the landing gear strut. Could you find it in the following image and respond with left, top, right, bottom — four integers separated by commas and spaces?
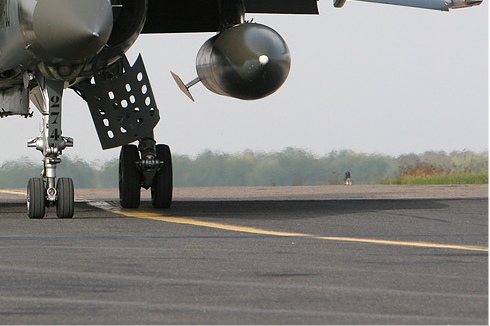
27, 76, 74, 218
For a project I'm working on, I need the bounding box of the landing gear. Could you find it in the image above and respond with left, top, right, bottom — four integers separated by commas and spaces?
118, 142, 173, 209
151, 144, 173, 209
77, 55, 172, 210
56, 178, 74, 218
23, 55, 172, 218
119, 145, 141, 208
27, 178, 45, 219
26, 175, 75, 219
26, 76, 74, 219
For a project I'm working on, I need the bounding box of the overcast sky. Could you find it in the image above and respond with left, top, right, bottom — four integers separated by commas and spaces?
0, 0, 487, 163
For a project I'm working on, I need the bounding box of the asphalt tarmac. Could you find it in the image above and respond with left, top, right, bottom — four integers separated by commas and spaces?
0, 185, 487, 324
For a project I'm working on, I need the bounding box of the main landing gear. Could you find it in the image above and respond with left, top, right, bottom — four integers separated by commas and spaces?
119, 141, 173, 209
77, 55, 172, 210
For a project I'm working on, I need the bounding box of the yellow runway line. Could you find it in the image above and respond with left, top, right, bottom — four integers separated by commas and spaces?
314, 236, 488, 252
0, 189, 26, 196
90, 202, 488, 253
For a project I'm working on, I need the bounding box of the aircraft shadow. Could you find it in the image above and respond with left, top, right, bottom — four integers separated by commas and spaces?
137, 199, 452, 220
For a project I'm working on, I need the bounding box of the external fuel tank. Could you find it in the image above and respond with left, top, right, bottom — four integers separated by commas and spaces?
196, 23, 291, 100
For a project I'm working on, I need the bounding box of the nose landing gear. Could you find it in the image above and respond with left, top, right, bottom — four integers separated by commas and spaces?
26, 77, 74, 219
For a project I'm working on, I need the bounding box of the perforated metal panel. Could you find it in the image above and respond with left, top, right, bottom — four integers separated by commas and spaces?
82, 55, 160, 149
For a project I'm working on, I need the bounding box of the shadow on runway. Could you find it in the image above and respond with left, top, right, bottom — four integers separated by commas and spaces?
136, 199, 453, 220
5, 198, 486, 221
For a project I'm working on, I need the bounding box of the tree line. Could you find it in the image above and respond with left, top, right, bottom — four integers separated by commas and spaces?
0, 148, 487, 188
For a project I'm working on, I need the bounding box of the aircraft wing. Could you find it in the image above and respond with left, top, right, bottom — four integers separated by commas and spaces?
141, 0, 317, 34
334, 0, 482, 10
245, 0, 483, 12
142, 0, 481, 34
243, 0, 320, 13
244, 0, 481, 11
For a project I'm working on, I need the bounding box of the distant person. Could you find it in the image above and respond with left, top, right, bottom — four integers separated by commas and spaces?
345, 171, 352, 185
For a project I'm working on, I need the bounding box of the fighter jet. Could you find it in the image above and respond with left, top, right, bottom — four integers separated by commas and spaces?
0, 0, 481, 219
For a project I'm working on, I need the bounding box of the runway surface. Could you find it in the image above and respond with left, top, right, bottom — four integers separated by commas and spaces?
0, 185, 487, 324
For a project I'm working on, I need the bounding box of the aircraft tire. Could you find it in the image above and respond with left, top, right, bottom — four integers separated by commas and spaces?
151, 144, 173, 209
119, 144, 141, 208
56, 177, 74, 218
27, 177, 46, 219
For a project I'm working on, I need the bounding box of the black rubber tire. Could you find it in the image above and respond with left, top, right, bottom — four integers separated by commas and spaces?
56, 177, 74, 218
27, 177, 46, 219
151, 144, 173, 209
119, 144, 141, 208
